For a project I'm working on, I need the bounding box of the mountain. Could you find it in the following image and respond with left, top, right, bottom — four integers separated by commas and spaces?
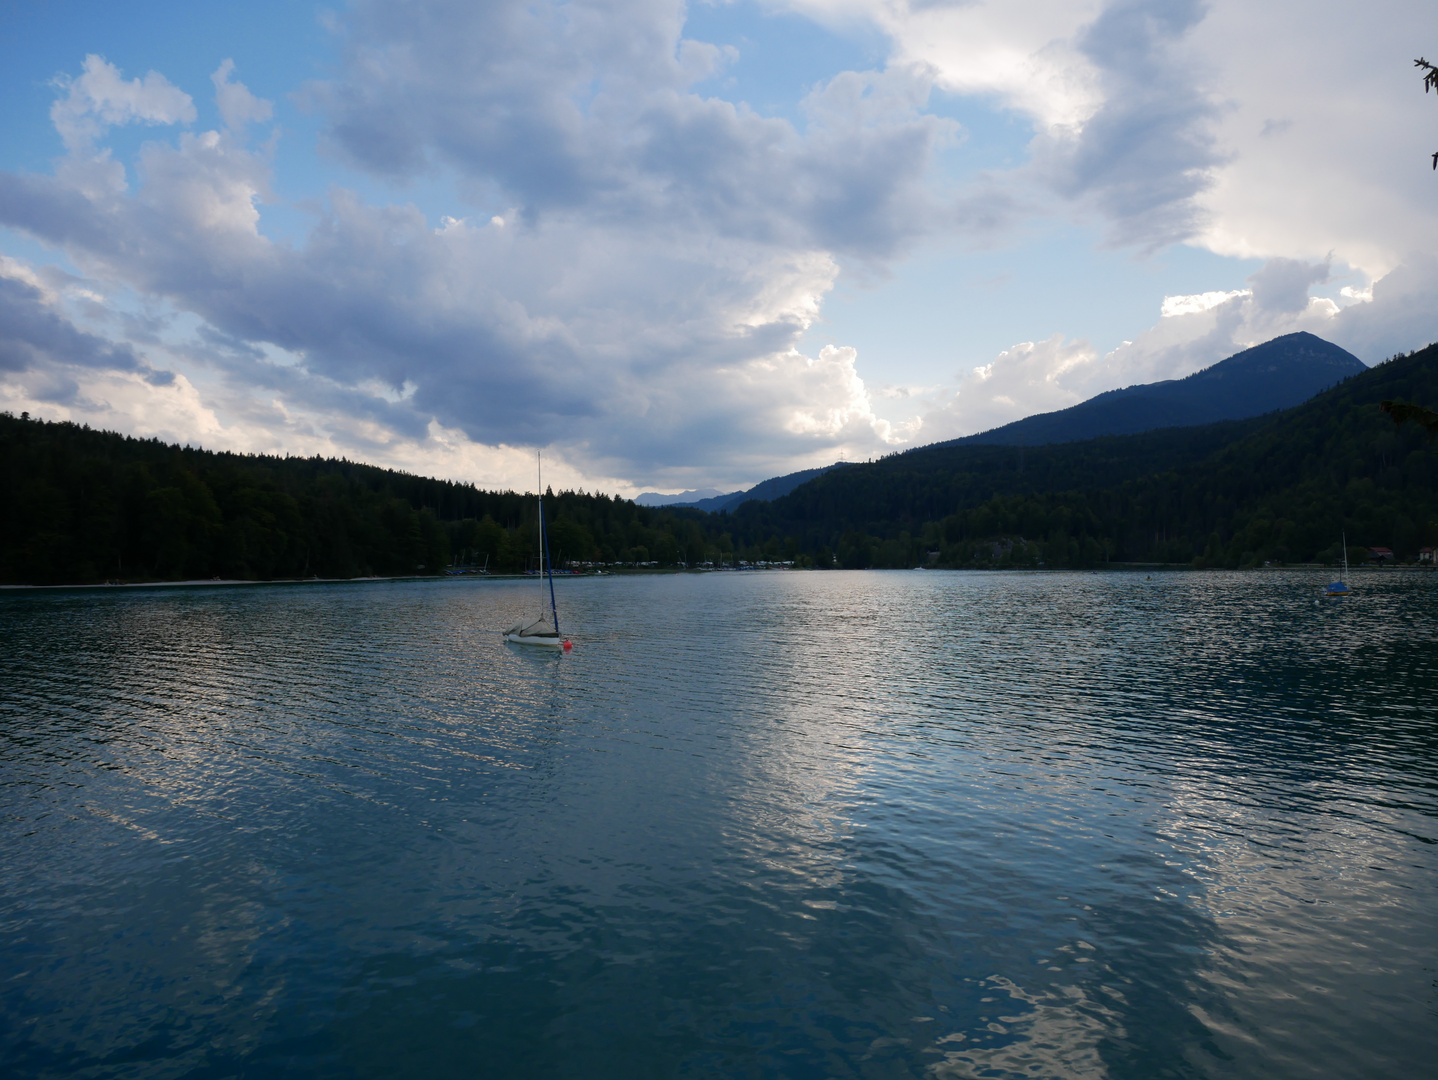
681, 463, 847, 513
949, 331, 1367, 447
720, 339, 1438, 568
635, 488, 728, 507
4, 338, 1432, 585
680, 332, 1363, 518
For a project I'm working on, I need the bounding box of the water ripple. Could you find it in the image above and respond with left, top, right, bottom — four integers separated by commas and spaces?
1, 570, 1435, 1078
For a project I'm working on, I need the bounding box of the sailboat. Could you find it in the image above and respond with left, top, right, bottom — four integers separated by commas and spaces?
1324, 532, 1352, 596
503, 452, 573, 649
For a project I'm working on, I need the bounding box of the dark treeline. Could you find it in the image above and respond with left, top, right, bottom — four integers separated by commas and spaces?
4, 341, 1436, 585
722, 341, 1438, 569
0, 419, 718, 584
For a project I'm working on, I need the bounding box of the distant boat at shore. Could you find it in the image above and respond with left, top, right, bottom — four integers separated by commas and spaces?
1325, 532, 1352, 596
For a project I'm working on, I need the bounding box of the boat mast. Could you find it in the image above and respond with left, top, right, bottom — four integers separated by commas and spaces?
1342, 530, 1348, 579
537, 451, 561, 636
543, 501, 560, 637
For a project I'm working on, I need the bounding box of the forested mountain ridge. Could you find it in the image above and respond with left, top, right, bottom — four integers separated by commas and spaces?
722, 341, 1438, 568
2, 340, 1434, 585
946, 331, 1366, 448
0, 420, 713, 584
734, 417, 1272, 540
685, 332, 1363, 519
679, 462, 848, 513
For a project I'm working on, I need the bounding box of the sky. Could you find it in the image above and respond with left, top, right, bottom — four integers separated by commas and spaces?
1, 0, 1436, 497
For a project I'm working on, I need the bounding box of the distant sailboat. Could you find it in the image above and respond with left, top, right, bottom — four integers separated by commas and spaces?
1325, 532, 1352, 596
504, 452, 572, 649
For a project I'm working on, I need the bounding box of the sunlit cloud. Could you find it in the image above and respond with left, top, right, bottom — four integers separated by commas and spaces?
0, 0, 1434, 492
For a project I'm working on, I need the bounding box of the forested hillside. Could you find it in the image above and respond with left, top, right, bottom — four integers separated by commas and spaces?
945, 331, 1365, 447
3, 341, 1435, 585
0, 419, 713, 584
680, 462, 846, 512
723, 341, 1438, 568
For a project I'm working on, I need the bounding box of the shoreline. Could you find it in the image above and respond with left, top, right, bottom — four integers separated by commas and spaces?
2, 563, 1432, 591
0, 574, 443, 592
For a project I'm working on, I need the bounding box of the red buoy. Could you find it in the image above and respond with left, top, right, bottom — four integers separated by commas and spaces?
562, 640, 573, 651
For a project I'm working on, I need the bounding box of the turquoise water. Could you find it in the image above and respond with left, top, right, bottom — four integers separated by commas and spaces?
2, 570, 1435, 1078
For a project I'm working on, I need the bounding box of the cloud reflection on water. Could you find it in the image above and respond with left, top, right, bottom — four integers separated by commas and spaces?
1, 571, 1434, 1078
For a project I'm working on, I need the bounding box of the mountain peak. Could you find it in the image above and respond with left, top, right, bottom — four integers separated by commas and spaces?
951, 332, 1365, 448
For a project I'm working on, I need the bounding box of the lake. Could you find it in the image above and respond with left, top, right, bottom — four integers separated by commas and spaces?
2, 570, 1435, 1078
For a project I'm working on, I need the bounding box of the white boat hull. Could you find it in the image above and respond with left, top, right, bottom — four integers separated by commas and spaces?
504, 631, 566, 647
503, 617, 570, 648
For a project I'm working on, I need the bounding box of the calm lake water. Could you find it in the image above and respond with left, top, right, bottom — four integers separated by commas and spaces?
2, 570, 1435, 1079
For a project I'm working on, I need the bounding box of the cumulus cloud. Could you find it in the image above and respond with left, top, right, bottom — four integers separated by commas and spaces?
308, 0, 964, 260
1159, 289, 1246, 318
923, 254, 1438, 440
0, 263, 147, 380
793, 0, 1438, 269
796, 0, 1223, 250
211, 60, 273, 132
1082, 254, 1438, 391
1041, 0, 1223, 250
792, 0, 1106, 130
2, 0, 1435, 494
1187, 3, 1438, 276
1247, 256, 1330, 314
927, 333, 1095, 439
1319, 256, 1438, 363
1, 17, 936, 490
50, 54, 195, 152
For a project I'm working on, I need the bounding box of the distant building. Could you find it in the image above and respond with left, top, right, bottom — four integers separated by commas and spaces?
1419, 547, 1434, 564
1368, 547, 1395, 562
